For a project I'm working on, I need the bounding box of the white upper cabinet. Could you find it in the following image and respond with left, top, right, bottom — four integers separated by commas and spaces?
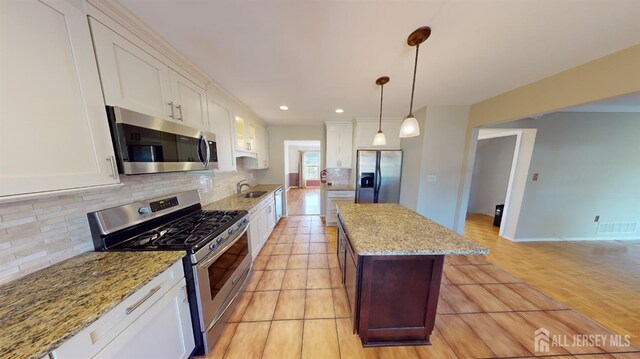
325, 122, 353, 168
243, 124, 269, 169
0, 0, 119, 197
256, 125, 270, 169
234, 115, 261, 157
354, 119, 403, 149
90, 18, 173, 120
90, 18, 208, 129
169, 70, 208, 129
208, 99, 236, 171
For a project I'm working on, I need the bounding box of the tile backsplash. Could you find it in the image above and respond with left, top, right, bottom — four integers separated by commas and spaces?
0, 167, 258, 284
325, 168, 352, 186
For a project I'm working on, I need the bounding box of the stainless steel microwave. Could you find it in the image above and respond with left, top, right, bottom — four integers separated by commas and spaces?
106, 106, 218, 175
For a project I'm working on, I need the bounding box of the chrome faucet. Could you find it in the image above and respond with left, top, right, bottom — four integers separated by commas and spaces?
236, 179, 251, 194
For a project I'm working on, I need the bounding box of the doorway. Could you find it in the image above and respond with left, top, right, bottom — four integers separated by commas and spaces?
284, 140, 321, 215
465, 128, 537, 240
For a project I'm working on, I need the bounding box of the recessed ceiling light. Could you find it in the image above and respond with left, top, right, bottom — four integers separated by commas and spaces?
279, 105, 289, 111
335, 108, 344, 113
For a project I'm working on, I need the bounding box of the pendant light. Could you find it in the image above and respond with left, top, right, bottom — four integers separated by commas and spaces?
373, 76, 389, 146
399, 26, 431, 138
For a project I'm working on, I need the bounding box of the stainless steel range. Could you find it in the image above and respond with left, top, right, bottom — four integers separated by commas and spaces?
88, 190, 251, 355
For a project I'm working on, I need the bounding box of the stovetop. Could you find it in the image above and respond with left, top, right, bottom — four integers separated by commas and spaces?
107, 210, 245, 252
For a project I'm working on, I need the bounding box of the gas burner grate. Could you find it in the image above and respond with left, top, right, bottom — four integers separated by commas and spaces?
121, 210, 244, 249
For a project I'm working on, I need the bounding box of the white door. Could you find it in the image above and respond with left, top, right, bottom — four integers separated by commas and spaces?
94, 281, 194, 359
249, 218, 262, 259
90, 18, 173, 120
259, 206, 270, 245
0, 0, 119, 197
170, 70, 208, 129
208, 100, 236, 171
267, 202, 276, 232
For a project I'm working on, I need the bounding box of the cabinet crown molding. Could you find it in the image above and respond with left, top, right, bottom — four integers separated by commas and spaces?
87, 0, 267, 127
87, 0, 212, 86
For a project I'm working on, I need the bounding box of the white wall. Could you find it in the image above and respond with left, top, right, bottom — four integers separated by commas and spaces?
491, 112, 640, 240
468, 136, 517, 215
259, 125, 326, 215
400, 105, 471, 231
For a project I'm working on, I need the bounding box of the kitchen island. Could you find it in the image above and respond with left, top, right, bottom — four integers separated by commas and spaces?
336, 203, 488, 347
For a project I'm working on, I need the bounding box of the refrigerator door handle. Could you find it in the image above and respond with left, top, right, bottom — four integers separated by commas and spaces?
374, 152, 382, 203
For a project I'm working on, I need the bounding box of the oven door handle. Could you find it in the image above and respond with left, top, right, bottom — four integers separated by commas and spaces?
196, 225, 249, 270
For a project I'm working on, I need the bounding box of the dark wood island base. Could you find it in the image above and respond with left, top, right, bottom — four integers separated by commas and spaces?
358, 254, 445, 346
338, 216, 445, 347
335, 204, 488, 348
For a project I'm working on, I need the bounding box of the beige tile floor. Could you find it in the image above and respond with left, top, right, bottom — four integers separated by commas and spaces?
201, 215, 640, 359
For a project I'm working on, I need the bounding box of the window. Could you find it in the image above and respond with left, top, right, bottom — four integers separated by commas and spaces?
303, 152, 320, 180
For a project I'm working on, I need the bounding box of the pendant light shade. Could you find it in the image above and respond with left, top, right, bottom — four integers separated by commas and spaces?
399, 116, 420, 138
373, 76, 389, 146
373, 130, 386, 146
399, 26, 431, 139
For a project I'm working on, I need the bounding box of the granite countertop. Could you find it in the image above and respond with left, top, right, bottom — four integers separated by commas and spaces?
204, 184, 283, 211
326, 184, 355, 191
0, 251, 185, 359
336, 203, 488, 256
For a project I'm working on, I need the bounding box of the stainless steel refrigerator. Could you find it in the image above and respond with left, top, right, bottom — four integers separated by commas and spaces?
355, 150, 403, 203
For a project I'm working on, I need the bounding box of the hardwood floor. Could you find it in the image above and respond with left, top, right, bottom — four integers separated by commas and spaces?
465, 213, 640, 344
286, 188, 320, 215
205, 215, 640, 358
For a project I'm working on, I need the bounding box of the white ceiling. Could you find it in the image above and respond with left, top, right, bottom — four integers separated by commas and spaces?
117, 0, 640, 124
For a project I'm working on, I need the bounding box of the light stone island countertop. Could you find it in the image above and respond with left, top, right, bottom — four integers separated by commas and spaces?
0, 251, 185, 359
203, 184, 283, 211
337, 203, 488, 256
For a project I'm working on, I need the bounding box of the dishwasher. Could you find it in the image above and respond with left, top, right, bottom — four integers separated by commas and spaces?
274, 187, 284, 222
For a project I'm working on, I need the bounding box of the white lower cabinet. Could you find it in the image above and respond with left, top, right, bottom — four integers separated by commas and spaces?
92, 280, 193, 359
248, 193, 276, 259
326, 191, 355, 226
51, 260, 194, 359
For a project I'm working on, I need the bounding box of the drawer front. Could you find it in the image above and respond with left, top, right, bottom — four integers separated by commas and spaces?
328, 191, 355, 198
51, 260, 184, 358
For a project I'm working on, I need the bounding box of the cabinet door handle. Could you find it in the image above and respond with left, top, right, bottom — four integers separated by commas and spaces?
107, 156, 118, 179
168, 101, 175, 119
125, 285, 161, 315
176, 104, 183, 121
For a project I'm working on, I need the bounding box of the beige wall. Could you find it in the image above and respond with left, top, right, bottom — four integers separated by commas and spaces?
469, 44, 640, 127
453, 44, 640, 234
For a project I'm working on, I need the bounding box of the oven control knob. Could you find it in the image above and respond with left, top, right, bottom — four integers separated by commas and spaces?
138, 207, 151, 215
217, 237, 224, 244
228, 228, 234, 235
209, 242, 217, 250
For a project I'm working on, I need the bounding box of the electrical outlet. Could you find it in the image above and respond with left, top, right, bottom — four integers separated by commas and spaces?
594, 215, 600, 222
532, 173, 539, 181
427, 175, 437, 183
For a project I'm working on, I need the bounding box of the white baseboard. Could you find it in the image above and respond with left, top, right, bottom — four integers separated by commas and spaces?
511, 236, 640, 243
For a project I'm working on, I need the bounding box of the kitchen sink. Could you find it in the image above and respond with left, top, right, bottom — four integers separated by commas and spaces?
243, 191, 267, 198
